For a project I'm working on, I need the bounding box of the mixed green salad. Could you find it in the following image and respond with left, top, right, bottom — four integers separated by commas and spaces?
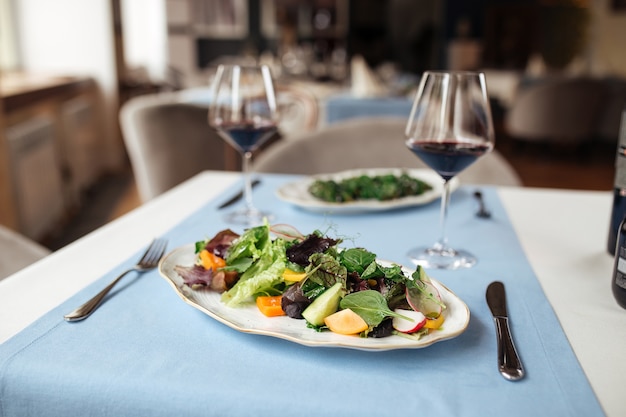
175, 221, 446, 338
308, 172, 433, 203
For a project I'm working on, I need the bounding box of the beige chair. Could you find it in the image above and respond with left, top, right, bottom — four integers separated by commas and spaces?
0, 225, 51, 281
119, 92, 232, 203
119, 84, 313, 203
275, 83, 320, 136
254, 117, 522, 186
504, 77, 607, 145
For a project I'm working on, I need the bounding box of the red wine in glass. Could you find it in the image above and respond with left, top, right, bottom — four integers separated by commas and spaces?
209, 64, 279, 226
404, 71, 495, 270
407, 140, 492, 181
217, 120, 278, 153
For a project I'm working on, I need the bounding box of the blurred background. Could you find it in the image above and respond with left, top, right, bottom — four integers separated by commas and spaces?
1, 0, 625, 250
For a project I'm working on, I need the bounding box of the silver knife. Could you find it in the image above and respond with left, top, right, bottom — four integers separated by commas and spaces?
218, 179, 261, 209
486, 281, 525, 381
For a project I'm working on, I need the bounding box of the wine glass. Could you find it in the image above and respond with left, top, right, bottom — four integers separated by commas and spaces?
405, 71, 495, 269
209, 64, 279, 225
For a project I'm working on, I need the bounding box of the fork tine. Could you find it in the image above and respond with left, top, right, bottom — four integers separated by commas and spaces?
152, 239, 167, 265
139, 239, 158, 261
140, 238, 167, 267
152, 239, 167, 264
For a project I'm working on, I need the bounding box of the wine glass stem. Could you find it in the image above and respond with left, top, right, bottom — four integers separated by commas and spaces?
242, 151, 255, 211
436, 179, 452, 250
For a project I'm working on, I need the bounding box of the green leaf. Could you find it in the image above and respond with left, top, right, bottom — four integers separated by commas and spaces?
380, 264, 405, 282
339, 290, 409, 327
194, 240, 207, 254
221, 224, 288, 306
221, 253, 286, 306
301, 279, 326, 299
359, 260, 404, 282
339, 248, 376, 274
225, 222, 270, 265
306, 252, 347, 289
360, 261, 381, 280
223, 257, 254, 273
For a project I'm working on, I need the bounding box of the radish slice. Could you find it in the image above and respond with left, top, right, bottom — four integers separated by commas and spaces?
406, 281, 443, 317
392, 309, 427, 333
270, 224, 305, 241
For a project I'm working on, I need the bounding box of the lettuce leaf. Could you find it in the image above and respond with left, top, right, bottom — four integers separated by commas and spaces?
225, 222, 270, 270
221, 233, 287, 306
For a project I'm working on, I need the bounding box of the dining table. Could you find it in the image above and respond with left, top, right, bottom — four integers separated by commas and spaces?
0, 170, 623, 417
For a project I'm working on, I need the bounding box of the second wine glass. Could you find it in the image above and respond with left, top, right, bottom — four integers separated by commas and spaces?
405, 71, 495, 269
209, 64, 279, 225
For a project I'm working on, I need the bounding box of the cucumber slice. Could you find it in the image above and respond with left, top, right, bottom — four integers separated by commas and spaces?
301, 282, 345, 326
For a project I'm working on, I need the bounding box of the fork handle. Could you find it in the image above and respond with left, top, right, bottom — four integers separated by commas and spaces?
64, 270, 132, 322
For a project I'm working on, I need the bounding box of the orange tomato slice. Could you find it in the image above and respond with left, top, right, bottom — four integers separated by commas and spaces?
324, 308, 369, 335
256, 295, 286, 317
199, 250, 226, 271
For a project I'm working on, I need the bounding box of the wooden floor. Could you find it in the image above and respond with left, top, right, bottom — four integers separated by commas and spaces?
43, 134, 615, 251
495, 135, 615, 191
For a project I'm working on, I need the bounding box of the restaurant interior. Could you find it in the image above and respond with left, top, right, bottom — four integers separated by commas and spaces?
2, 2, 626, 416
1, 0, 625, 259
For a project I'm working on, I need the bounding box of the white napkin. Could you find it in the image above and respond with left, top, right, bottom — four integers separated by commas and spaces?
350, 55, 386, 97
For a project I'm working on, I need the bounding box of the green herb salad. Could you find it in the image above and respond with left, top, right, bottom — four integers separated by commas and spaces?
175, 221, 446, 338
308, 172, 433, 203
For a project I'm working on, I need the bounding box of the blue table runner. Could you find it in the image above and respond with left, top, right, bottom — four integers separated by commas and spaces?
0, 174, 604, 416
325, 95, 413, 124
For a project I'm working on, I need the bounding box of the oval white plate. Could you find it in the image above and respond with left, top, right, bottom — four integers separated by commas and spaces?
276, 168, 459, 213
159, 244, 470, 351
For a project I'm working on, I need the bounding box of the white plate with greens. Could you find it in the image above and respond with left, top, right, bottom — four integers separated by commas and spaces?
159, 244, 470, 351
276, 168, 459, 213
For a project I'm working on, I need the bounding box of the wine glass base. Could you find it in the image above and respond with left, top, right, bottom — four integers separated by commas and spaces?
223, 208, 273, 226
407, 245, 476, 270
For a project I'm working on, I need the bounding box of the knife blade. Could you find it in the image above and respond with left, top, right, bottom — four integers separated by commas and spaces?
218, 179, 261, 209
486, 281, 525, 381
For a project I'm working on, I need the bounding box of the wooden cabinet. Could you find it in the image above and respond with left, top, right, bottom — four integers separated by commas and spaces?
0, 74, 103, 241
4, 115, 65, 240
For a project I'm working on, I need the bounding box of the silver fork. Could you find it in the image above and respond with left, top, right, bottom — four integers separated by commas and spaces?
473, 190, 492, 219
64, 238, 168, 322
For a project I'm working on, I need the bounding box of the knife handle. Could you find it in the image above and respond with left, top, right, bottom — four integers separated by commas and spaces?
493, 317, 525, 381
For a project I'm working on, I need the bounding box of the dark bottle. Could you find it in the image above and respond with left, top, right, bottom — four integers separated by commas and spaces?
607, 109, 626, 255
611, 217, 626, 309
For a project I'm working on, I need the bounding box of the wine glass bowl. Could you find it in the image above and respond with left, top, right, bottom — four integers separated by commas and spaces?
209, 64, 279, 225
405, 71, 495, 269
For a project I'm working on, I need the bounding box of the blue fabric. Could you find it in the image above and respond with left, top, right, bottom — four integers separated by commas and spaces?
325, 95, 413, 124
0, 175, 604, 417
